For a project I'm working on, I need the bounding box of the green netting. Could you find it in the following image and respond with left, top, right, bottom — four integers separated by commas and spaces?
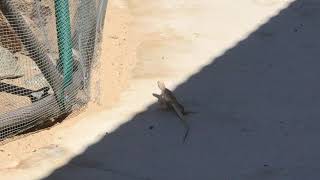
0, 0, 107, 140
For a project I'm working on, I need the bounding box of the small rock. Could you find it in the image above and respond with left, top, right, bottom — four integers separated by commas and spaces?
0, 46, 23, 78
149, 126, 154, 130
109, 35, 119, 39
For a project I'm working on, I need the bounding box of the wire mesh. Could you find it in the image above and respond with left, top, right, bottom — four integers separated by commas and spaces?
0, 0, 105, 140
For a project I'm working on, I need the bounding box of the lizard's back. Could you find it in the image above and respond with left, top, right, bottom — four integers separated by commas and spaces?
162, 88, 185, 113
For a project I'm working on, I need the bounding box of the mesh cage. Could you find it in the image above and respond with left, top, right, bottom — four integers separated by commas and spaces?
0, 0, 107, 140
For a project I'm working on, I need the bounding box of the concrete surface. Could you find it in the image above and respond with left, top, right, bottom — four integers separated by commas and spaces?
3, 0, 320, 179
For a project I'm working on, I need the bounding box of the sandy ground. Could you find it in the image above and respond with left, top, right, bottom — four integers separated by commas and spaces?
3, 0, 320, 179
0, 0, 135, 172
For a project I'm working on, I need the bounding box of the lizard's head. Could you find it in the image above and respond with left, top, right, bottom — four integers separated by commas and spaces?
152, 93, 161, 99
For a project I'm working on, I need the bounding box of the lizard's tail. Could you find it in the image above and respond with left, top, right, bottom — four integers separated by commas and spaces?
172, 103, 184, 120
183, 126, 189, 143
171, 103, 190, 143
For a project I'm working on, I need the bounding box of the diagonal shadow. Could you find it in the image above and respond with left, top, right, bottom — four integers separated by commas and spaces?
44, 1, 320, 179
